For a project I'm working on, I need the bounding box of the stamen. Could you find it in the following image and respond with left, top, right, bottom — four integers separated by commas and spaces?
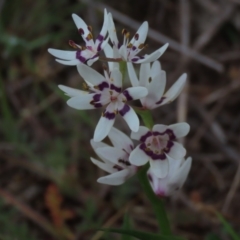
82, 82, 89, 90
94, 85, 99, 90
109, 90, 113, 95
122, 29, 128, 35
127, 43, 133, 48
88, 25, 93, 32
86, 33, 93, 41
122, 29, 130, 38
138, 43, 145, 49
148, 77, 152, 83
68, 40, 78, 49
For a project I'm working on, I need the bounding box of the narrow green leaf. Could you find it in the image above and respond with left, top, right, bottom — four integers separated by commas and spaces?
205, 233, 221, 240
97, 228, 186, 240
216, 213, 240, 240
121, 213, 132, 240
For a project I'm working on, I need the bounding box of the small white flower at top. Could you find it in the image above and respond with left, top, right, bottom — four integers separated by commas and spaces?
127, 61, 187, 109
129, 123, 190, 178
108, 13, 168, 64
91, 127, 137, 185
48, 9, 109, 66
58, 64, 148, 142
148, 156, 192, 197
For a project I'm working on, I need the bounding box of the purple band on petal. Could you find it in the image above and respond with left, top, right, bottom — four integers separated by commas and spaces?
97, 34, 104, 42
103, 110, 116, 120
122, 90, 133, 101
97, 43, 102, 52
156, 97, 166, 105
140, 143, 166, 160
93, 94, 101, 102
153, 129, 176, 141
90, 94, 102, 108
76, 50, 86, 63
110, 84, 121, 93
140, 131, 152, 142
131, 58, 139, 62
119, 104, 130, 116
98, 81, 109, 91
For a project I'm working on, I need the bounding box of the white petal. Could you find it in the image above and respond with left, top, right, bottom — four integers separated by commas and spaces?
48, 49, 76, 60
152, 124, 168, 133
77, 64, 106, 85
149, 159, 169, 178
167, 155, 182, 176
127, 62, 139, 87
58, 85, 86, 97
97, 169, 131, 185
168, 122, 190, 139
167, 141, 186, 160
87, 57, 99, 66
131, 126, 150, 141
110, 69, 122, 88
108, 127, 133, 152
123, 86, 148, 100
120, 105, 139, 132
130, 21, 148, 47
72, 14, 94, 45
108, 13, 119, 46
139, 63, 150, 87
144, 71, 166, 109
66, 94, 96, 110
91, 157, 115, 173
96, 147, 126, 165
157, 43, 169, 57
96, 9, 109, 43
56, 59, 80, 66
169, 157, 192, 188
90, 139, 109, 150
94, 114, 115, 142
134, 43, 169, 64
129, 144, 149, 166
161, 73, 187, 105
103, 44, 119, 70
151, 61, 162, 78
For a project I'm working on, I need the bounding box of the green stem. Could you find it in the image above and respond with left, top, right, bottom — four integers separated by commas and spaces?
137, 165, 172, 235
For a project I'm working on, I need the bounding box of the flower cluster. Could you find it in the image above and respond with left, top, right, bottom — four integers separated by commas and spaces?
49, 9, 192, 197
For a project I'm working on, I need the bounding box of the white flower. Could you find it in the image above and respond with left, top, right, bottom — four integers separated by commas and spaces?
58, 64, 148, 142
148, 156, 192, 197
48, 9, 109, 66
108, 13, 168, 64
129, 123, 190, 178
91, 127, 137, 185
127, 61, 187, 109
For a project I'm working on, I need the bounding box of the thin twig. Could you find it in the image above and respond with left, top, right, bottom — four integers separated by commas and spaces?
222, 163, 240, 213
